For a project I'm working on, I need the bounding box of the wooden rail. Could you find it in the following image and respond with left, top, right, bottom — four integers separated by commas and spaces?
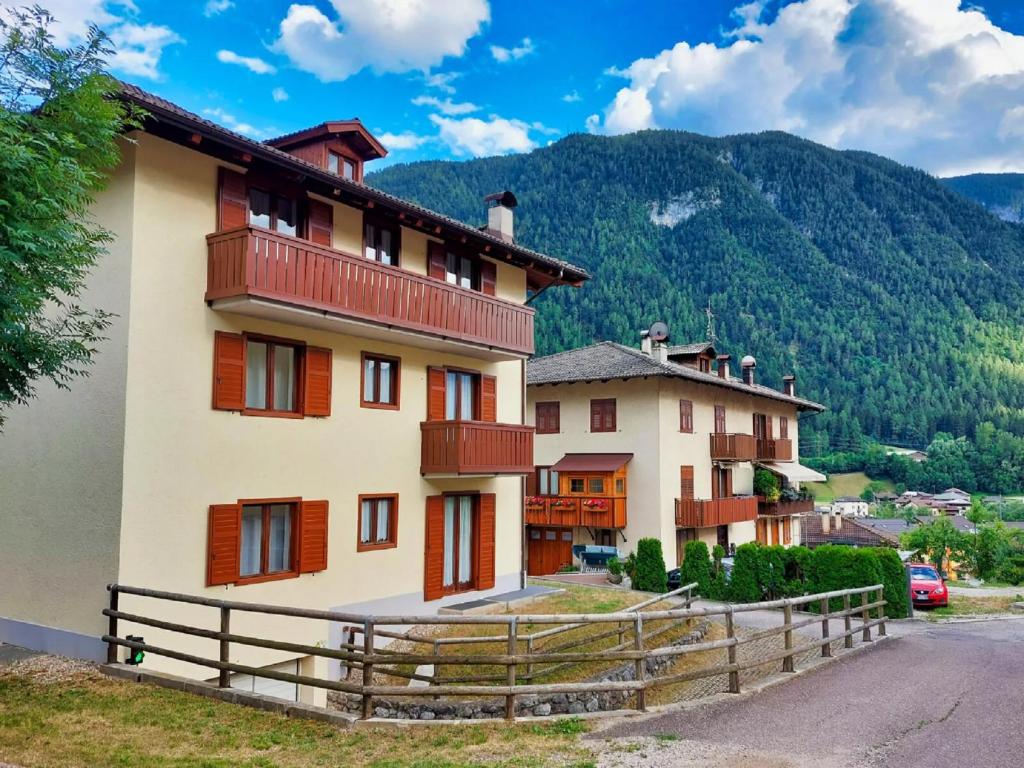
102, 582, 885, 722
709, 433, 757, 461
206, 226, 535, 357
420, 420, 534, 475
758, 498, 814, 516
675, 496, 759, 528
524, 496, 627, 528
756, 438, 793, 461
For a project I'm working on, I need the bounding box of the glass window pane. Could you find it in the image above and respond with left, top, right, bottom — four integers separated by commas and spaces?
379, 228, 393, 265
364, 358, 377, 403
445, 251, 458, 285
570, 478, 584, 493
379, 360, 392, 404
445, 371, 457, 420
459, 256, 473, 289
551, 471, 559, 492
443, 497, 455, 587
328, 153, 339, 174
276, 197, 298, 236
272, 345, 295, 411
539, 470, 549, 496
360, 500, 372, 543
246, 341, 267, 409
376, 499, 390, 542
268, 504, 291, 572
589, 477, 604, 494
241, 506, 263, 577
343, 159, 354, 179
248, 189, 271, 229
459, 497, 473, 584
460, 374, 474, 420
365, 222, 376, 260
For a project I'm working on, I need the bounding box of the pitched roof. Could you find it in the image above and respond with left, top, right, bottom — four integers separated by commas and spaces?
667, 342, 715, 356
800, 516, 898, 548
116, 81, 588, 286
550, 453, 633, 472
527, 341, 825, 411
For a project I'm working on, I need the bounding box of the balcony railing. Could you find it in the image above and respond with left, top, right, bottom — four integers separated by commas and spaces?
524, 496, 627, 529
756, 438, 793, 461
420, 421, 533, 475
207, 227, 535, 358
710, 433, 757, 461
675, 496, 759, 528
758, 498, 814, 517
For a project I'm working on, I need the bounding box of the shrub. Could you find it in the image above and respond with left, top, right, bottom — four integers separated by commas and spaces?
872, 547, 910, 618
754, 469, 781, 502
606, 556, 623, 577
708, 571, 729, 601
679, 540, 712, 596
623, 551, 638, 583
633, 538, 668, 593
728, 543, 763, 603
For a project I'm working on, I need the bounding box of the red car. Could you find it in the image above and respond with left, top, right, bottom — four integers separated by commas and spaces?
909, 563, 948, 608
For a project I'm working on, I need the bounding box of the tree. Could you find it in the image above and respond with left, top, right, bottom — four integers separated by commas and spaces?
632, 538, 667, 593
678, 540, 711, 596
0, 7, 138, 426
901, 518, 967, 575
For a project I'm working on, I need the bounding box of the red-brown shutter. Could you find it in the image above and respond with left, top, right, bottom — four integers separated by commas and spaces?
218, 168, 248, 231
207, 504, 241, 586
308, 200, 333, 247
604, 400, 616, 431
679, 400, 693, 432
424, 495, 445, 601
725, 468, 733, 498
711, 468, 720, 500
590, 400, 602, 431
480, 259, 496, 296
680, 466, 694, 501
428, 241, 446, 280
427, 366, 446, 420
765, 417, 773, 439
780, 416, 789, 439
525, 471, 538, 497
715, 405, 726, 433
480, 375, 497, 422
298, 499, 329, 573
783, 517, 792, 545
212, 331, 246, 411
476, 493, 496, 590
303, 346, 332, 417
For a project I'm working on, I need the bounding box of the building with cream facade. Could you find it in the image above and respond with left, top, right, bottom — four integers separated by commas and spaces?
525, 337, 825, 574
0, 84, 587, 701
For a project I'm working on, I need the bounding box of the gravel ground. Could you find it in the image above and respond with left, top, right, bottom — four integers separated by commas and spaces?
0, 651, 98, 684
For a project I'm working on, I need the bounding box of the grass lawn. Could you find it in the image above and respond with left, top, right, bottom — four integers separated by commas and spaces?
922, 594, 1023, 620
0, 660, 596, 768
806, 472, 895, 503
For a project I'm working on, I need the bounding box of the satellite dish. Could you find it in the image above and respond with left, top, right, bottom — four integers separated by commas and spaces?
648, 321, 670, 343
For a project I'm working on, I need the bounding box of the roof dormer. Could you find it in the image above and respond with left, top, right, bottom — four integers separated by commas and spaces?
264, 120, 387, 182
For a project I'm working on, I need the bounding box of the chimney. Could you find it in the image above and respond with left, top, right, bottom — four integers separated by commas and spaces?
822, 514, 830, 533
640, 331, 653, 357
740, 355, 756, 386
783, 374, 796, 396
484, 191, 517, 243
717, 354, 731, 380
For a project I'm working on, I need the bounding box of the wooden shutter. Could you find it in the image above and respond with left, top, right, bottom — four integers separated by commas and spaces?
711, 468, 720, 500
679, 400, 693, 432
783, 517, 792, 545
765, 417, 773, 439
590, 399, 615, 431
525, 470, 538, 497
303, 346, 333, 416
298, 500, 329, 573
212, 331, 246, 411
307, 200, 333, 247
480, 375, 497, 422
725, 468, 733, 498
604, 400, 616, 431
476, 493, 496, 590
427, 366, 446, 420
428, 241, 446, 280
680, 466, 694, 500
424, 495, 445, 601
780, 416, 789, 439
480, 259, 497, 296
207, 504, 241, 586
714, 405, 726, 434
218, 168, 248, 231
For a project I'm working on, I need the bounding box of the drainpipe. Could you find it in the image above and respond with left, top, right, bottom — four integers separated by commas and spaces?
521, 356, 527, 590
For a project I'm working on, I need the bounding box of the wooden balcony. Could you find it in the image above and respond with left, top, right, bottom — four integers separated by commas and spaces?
710, 433, 757, 461
524, 496, 627, 528
756, 438, 793, 461
758, 498, 814, 517
675, 496, 759, 528
420, 421, 533, 476
206, 227, 535, 360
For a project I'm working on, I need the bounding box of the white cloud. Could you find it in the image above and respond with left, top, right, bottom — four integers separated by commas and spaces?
424, 71, 460, 94
379, 131, 432, 151
562, 90, 582, 103
217, 49, 277, 75
490, 36, 535, 63
203, 0, 234, 16
429, 113, 550, 157
274, 0, 489, 82
202, 107, 268, 139
589, 0, 1024, 175
411, 94, 479, 116
107, 22, 183, 80
272, 87, 289, 102
0, 0, 124, 45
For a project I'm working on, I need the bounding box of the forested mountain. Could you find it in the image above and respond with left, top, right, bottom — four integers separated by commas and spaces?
943, 173, 1024, 223
368, 131, 1024, 451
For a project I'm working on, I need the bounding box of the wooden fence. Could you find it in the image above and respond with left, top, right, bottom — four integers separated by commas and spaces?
103, 582, 886, 721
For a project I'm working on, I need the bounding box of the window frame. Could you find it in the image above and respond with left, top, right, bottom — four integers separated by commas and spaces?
679, 399, 694, 433
590, 398, 617, 433
236, 497, 300, 585
357, 494, 399, 552
441, 493, 478, 596
363, 215, 401, 266
243, 332, 305, 419
445, 249, 480, 291
445, 367, 481, 421
714, 404, 726, 434
247, 187, 302, 237
535, 401, 561, 434
327, 149, 360, 181
360, 352, 401, 410
536, 466, 560, 496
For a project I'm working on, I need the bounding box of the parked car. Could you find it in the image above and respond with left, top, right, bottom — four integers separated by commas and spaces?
909, 563, 948, 608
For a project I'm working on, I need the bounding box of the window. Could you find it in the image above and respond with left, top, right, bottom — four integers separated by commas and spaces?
568, 475, 610, 495
445, 370, 478, 420
445, 250, 478, 290
537, 467, 559, 496
780, 416, 789, 439
679, 399, 694, 433
358, 495, 398, 551
570, 477, 585, 494
240, 502, 295, 579
364, 218, 399, 265
443, 495, 475, 590
248, 188, 300, 237
615, 477, 625, 495
753, 412, 770, 439
699, 357, 711, 373
535, 401, 560, 434
328, 151, 356, 180
588, 477, 605, 494
590, 398, 616, 432
246, 338, 299, 414
714, 404, 726, 434
361, 353, 400, 409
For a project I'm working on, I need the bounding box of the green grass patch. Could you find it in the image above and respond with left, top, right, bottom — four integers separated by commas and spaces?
806, 472, 895, 503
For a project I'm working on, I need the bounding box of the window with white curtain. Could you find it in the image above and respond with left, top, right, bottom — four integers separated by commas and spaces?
240, 502, 295, 578
358, 496, 397, 549
267, 504, 292, 572
444, 370, 478, 420
240, 506, 263, 577
245, 338, 298, 413
362, 354, 399, 407
443, 495, 475, 589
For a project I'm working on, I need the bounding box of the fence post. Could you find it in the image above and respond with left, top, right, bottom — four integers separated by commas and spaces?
782, 602, 794, 673
819, 597, 831, 658
843, 593, 853, 649
361, 620, 375, 719
861, 591, 872, 643
432, 639, 442, 699
633, 613, 646, 710
725, 609, 740, 692
877, 587, 887, 637
219, 606, 231, 688
506, 618, 518, 721
106, 586, 119, 664
617, 620, 625, 647
526, 636, 534, 681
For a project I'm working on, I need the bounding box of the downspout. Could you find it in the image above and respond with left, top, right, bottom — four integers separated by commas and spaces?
521, 356, 527, 590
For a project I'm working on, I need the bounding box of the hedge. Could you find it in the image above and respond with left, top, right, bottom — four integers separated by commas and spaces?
679, 540, 712, 596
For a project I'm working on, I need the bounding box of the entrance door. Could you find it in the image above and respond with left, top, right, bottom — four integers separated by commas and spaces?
527, 527, 573, 575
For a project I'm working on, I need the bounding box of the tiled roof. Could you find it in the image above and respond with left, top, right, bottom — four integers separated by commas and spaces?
116, 81, 588, 284
801, 516, 897, 548
527, 341, 825, 411
667, 342, 714, 356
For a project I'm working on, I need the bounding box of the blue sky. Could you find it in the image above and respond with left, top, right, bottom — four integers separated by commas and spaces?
15, 1, 1024, 175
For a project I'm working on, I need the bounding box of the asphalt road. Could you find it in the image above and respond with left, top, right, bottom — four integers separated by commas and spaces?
591, 618, 1024, 768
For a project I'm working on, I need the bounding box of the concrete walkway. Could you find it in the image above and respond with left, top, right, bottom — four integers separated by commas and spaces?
690, 599, 912, 640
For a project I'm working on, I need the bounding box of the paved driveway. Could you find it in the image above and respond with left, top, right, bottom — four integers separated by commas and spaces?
591, 618, 1024, 768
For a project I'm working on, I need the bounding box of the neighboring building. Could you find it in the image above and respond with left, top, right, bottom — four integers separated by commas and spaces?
524, 334, 825, 573
832, 497, 870, 517
801, 515, 900, 549
886, 447, 927, 462
0, 84, 588, 699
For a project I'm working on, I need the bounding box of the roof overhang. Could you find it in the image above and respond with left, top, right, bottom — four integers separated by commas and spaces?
758, 461, 826, 483
550, 453, 634, 473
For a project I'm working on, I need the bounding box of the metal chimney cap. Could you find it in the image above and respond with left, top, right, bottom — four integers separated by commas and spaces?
484, 190, 518, 208
741, 355, 756, 368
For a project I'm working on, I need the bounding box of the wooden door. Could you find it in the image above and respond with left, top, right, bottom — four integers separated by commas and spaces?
527, 528, 573, 575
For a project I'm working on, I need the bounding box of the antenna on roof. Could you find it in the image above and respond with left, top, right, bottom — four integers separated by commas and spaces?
705, 299, 718, 347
